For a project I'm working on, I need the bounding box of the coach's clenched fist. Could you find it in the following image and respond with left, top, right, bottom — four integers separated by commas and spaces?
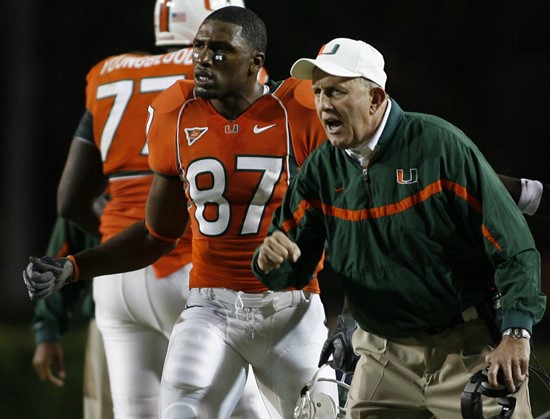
256, 230, 301, 273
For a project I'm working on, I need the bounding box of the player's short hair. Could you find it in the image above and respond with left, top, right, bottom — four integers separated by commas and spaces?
205, 6, 267, 54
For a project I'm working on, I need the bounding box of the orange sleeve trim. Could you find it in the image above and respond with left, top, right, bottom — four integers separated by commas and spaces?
66, 255, 80, 282
284, 178, 484, 225
482, 224, 503, 252
441, 180, 483, 213
145, 221, 181, 244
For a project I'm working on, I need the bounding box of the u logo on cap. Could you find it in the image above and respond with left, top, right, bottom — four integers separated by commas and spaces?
319, 44, 340, 55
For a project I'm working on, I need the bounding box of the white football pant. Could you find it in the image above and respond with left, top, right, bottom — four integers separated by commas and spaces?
159, 288, 338, 419
94, 265, 266, 418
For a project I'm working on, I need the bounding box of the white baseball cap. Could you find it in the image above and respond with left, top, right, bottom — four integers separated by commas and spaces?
290, 38, 387, 89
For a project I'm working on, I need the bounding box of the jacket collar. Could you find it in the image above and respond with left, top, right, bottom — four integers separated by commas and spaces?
377, 98, 404, 148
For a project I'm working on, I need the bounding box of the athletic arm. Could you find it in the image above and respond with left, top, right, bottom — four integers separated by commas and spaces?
72, 173, 189, 280
57, 112, 108, 238
31, 284, 92, 387
31, 217, 96, 386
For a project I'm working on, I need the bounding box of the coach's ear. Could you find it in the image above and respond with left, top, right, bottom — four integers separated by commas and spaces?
369, 85, 386, 115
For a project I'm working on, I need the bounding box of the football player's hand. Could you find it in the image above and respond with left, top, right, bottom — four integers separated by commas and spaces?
256, 230, 301, 273
22, 256, 75, 301
32, 342, 65, 387
318, 314, 359, 374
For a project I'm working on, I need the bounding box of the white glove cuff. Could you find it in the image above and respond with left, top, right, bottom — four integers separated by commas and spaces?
518, 178, 543, 216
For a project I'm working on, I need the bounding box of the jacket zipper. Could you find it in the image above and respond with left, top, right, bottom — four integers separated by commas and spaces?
363, 149, 376, 206
363, 168, 372, 206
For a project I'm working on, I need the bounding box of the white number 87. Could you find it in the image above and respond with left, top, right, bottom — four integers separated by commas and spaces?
186, 156, 285, 236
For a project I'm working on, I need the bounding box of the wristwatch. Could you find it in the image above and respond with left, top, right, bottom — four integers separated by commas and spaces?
502, 328, 531, 340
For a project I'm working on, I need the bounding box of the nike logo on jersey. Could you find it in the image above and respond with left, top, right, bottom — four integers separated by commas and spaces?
396, 168, 418, 184
253, 124, 276, 134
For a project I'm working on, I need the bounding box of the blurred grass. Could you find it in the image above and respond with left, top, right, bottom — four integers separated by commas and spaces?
0, 321, 549, 418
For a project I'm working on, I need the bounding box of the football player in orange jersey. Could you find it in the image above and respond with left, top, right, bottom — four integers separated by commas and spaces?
24, 6, 338, 418
23, 5, 548, 419
30, 2, 267, 419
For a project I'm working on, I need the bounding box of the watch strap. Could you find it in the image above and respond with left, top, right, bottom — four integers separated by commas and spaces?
502, 327, 531, 339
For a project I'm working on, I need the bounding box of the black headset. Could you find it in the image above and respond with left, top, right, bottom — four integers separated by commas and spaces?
460, 368, 520, 419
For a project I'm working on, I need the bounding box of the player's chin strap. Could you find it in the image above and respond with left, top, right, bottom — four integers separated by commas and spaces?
461, 368, 520, 419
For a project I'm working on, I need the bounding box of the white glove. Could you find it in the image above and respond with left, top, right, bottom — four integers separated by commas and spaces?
22, 256, 75, 301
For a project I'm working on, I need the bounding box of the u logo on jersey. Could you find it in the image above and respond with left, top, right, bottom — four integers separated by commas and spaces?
225, 124, 238, 134
184, 127, 208, 146
396, 168, 418, 184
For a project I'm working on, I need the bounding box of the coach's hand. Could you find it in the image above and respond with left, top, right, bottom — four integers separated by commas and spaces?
256, 230, 301, 273
23, 256, 75, 301
485, 335, 530, 394
318, 314, 359, 374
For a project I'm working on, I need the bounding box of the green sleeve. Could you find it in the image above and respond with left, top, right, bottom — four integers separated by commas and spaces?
31, 217, 99, 343
452, 138, 546, 331
252, 165, 326, 290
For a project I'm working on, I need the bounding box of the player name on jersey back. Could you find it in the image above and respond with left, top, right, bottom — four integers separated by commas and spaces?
100, 50, 194, 75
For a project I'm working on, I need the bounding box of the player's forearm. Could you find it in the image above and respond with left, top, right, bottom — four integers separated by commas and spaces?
64, 209, 101, 239
57, 190, 103, 239
498, 174, 522, 202
72, 220, 175, 280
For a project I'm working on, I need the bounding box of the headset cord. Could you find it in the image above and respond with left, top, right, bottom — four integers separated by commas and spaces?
529, 341, 550, 393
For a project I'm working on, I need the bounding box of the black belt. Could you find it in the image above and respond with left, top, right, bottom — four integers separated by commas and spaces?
426, 306, 479, 335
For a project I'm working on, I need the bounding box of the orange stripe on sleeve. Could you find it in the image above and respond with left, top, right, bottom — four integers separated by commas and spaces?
441, 180, 483, 213
281, 199, 319, 232
482, 224, 502, 251
145, 221, 181, 244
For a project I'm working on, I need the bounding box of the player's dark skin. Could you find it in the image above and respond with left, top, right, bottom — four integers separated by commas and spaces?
51, 19, 267, 282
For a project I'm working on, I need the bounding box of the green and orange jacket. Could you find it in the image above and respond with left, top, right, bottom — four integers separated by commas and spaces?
253, 99, 546, 338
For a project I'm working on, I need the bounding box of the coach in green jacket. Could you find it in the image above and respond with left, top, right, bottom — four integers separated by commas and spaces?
253, 38, 546, 418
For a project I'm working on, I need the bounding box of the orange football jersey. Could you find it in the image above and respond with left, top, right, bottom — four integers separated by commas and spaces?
84, 49, 197, 278
147, 78, 326, 292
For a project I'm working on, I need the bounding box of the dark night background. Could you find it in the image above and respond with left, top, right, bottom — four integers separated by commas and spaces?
1, 1, 548, 329
0, 1, 549, 417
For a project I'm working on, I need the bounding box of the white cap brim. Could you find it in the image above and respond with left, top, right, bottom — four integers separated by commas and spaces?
291, 58, 362, 80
